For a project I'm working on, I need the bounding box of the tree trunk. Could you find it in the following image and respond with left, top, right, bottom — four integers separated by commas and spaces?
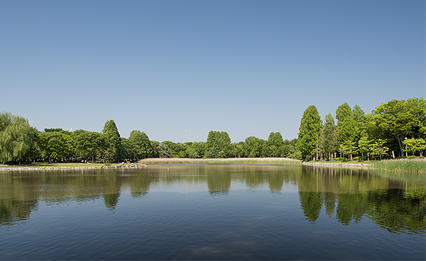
92, 151, 95, 163
316, 131, 318, 160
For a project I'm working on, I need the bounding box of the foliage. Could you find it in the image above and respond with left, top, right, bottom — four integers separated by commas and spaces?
403, 138, 426, 157
0, 113, 34, 163
157, 142, 170, 158
297, 105, 322, 160
369, 98, 426, 157
205, 131, 231, 158
128, 130, 154, 160
73, 130, 106, 163
102, 120, 126, 162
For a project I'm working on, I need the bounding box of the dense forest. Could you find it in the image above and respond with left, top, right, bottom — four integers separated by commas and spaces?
0, 97, 424, 164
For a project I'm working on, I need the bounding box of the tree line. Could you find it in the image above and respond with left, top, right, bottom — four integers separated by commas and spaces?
297, 97, 426, 161
1, 97, 424, 164
0, 114, 299, 164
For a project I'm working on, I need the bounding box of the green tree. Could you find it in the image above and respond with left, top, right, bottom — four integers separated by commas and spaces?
102, 120, 126, 162
267, 132, 284, 157
296, 105, 322, 160
157, 142, 170, 158
0, 113, 34, 164
358, 134, 371, 160
74, 130, 107, 163
336, 102, 352, 127
370, 139, 389, 160
323, 113, 337, 160
369, 98, 426, 157
205, 131, 231, 158
128, 130, 154, 160
403, 138, 426, 157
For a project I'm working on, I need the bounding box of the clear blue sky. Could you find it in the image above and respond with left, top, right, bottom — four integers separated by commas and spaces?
1, 0, 424, 142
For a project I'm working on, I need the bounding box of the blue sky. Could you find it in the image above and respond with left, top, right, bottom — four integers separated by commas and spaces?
1, 0, 424, 142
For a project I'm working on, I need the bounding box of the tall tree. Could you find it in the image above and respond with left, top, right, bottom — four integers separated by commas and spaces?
323, 113, 337, 159
296, 105, 322, 160
336, 102, 352, 127
102, 120, 126, 162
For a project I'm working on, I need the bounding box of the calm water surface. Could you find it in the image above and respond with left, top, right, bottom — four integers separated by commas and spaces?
0, 164, 425, 260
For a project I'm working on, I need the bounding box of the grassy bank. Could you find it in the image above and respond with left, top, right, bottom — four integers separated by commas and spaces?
373, 159, 426, 173
0, 162, 120, 168
139, 158, 301, 165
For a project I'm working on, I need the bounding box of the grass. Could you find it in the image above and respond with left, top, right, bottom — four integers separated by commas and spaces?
373, 159, 426, 173
0, 162, 120, 168
308, 160, 373, 165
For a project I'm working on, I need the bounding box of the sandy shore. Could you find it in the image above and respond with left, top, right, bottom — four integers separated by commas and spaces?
139, 157, 300, 164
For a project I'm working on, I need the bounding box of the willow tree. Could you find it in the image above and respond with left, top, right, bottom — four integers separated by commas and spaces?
296, 105, 322, 160
0, 113, 34, 164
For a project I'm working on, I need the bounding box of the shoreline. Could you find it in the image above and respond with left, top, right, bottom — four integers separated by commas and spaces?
0, 163, 146, 171
302, 162, 373, 169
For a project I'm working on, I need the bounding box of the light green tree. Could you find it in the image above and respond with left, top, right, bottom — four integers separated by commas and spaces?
403, 138, 426, 157
358, 134, 371, 160
370, 139, 389, 160
369, 98, 426, 157
0, 113, 34, 164
205, 131, 231, 158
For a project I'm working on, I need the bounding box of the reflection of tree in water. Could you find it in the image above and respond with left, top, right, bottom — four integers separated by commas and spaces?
268, 171, 284, 194
104, 193, 120, 211
324, 192, 336, 216
129, 173, 152, 199
297, 166, 426, 234
299, 192, 322, 222
336, 193, 368, 225
367, 189, 426, 235
103, 173, 122, 211
207, 170, 231, 196
0, 199, 38, 227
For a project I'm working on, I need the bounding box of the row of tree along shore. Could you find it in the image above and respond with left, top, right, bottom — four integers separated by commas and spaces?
0, 97, 424, 165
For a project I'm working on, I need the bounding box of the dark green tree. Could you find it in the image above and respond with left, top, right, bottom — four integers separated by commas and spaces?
128, 130, 154, 160
296, 105, 322, 160
102, 120, 126, 162
74, 130, 107, 163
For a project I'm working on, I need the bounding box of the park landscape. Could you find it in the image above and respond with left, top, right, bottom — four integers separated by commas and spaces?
1, 1, 425, 260
1, 97, 425, 173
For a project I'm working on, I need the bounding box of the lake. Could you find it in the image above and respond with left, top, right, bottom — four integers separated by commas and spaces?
0, 164, 425, 260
